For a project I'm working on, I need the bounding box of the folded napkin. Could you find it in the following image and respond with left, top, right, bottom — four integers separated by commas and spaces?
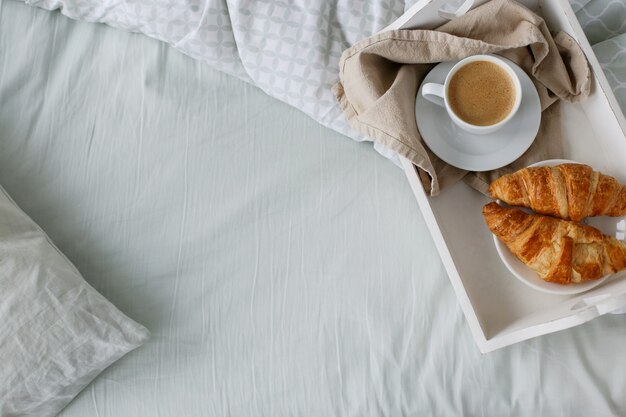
333, 0, 591, 196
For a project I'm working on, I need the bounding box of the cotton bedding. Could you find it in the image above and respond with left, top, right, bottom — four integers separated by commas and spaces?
2, 0, 626, 417
18, 0, 626, 162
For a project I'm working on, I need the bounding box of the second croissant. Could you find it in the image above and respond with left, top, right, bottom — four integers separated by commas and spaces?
483, 202, 626, 284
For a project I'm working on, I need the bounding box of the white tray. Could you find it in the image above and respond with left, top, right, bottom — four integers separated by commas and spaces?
385, 0, 626, 352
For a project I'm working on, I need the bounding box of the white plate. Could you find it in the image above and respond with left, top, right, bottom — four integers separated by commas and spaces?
415, 58, 541, 172
493, 159, 625, 295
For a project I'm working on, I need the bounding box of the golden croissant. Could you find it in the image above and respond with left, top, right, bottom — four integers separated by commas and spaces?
483, 202, 626, 284
489, 163, 626, 222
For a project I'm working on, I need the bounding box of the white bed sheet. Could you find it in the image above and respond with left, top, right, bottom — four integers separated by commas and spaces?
1, 1, 626, 416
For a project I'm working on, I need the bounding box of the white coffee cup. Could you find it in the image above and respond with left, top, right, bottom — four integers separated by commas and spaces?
421, 54, 522, 135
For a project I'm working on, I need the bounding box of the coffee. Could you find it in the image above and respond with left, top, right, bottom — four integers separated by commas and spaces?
447, 61, 516, 126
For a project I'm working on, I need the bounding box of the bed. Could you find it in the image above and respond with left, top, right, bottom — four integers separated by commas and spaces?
1, 0, 626, 415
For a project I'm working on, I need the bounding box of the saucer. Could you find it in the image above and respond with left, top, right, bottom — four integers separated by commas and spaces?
493, 159, 621, 295
415, 58, 541, 172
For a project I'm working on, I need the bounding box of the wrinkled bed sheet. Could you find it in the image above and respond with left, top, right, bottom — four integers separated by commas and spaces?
1, 0, 626, 416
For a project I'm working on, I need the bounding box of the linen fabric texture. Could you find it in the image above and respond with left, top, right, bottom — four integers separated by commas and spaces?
0, 186, 149, 417
333, 0, 592, 195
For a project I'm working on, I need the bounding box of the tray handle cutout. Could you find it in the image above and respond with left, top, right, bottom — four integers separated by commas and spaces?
438, 0, 475, 19
570, 293, 626, 315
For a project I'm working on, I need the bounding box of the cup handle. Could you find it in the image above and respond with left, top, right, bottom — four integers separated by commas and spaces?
421, 83, 445, 107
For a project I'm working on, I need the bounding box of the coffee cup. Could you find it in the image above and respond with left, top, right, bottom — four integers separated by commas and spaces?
421, 55, 522, 135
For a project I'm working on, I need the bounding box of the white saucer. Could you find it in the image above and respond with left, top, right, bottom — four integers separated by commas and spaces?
493, 159, 623, 295
416, 58, 541, 172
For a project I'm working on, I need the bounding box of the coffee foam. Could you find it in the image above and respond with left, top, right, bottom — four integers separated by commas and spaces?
448, 61, 516, 127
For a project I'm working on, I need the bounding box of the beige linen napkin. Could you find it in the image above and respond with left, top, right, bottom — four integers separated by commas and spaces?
333, 0, 591, 196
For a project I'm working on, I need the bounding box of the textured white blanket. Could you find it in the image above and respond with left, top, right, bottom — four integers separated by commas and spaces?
22, 0, 626, 160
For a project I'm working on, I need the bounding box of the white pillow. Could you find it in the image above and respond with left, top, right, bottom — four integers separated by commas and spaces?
0, 186, 149, 417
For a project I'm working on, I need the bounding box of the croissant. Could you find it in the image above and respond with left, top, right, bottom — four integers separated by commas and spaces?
489, 163, 626, 222
483, 202, 626, 284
